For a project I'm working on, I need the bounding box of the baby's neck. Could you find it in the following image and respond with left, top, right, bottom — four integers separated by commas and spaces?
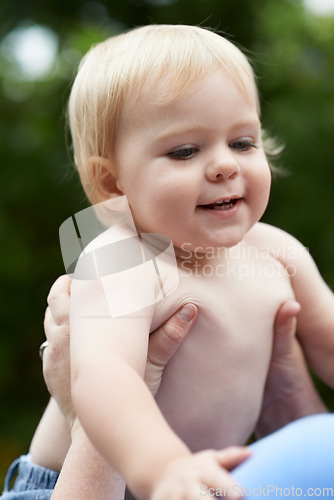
174, 242, 239, 269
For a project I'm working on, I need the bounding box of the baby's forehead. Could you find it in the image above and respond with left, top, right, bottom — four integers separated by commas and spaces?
121, 68, 258, 119
115, 69, 260, 148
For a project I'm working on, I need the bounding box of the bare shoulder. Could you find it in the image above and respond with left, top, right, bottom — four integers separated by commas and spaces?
245, 222, 308, 265
246, 222, 298, 244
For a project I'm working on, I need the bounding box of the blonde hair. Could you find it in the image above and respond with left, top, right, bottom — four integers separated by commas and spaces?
68, 24, 274, 204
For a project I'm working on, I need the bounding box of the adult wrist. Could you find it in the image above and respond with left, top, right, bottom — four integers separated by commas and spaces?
256, 387, 328, 438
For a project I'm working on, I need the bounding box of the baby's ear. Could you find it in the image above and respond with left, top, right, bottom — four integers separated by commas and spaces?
90, 156, 123, 201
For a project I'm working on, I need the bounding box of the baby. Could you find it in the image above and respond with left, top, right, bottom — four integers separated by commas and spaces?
63, 25, 334, 500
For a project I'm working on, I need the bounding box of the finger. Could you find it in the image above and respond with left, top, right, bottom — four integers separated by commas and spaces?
43, 303, 70, 356
47, 275, 72, 305
148, 304, 198, 366
215, 446, 252, 471
274, 300, 301, 331
273, 300, 301, 358
47, 275, 72, 325
43, 306, 55, 341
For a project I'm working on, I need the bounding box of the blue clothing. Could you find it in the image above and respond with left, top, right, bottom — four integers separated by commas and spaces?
1, 454, 59, 500
230, 414, 334, 499
1, 414, 333, 500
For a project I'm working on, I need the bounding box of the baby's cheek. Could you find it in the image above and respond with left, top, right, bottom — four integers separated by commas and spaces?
252, 163, 271, 195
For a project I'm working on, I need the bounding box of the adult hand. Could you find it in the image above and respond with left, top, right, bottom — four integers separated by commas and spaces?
43, 275, 73, 425
145, 302, 198, 396
256, 300, 328, 438
42, 275, 198, 427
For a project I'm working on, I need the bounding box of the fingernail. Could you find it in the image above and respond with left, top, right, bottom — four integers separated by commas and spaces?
178, 304, 196, 322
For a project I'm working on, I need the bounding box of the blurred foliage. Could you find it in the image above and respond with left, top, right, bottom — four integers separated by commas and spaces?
0, 0, 334, 485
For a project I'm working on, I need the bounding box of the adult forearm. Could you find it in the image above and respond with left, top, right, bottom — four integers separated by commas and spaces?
256, 365, 328, 438
51, 424, 125, 500
29, 398, 71, 471
256, 301, 328, 439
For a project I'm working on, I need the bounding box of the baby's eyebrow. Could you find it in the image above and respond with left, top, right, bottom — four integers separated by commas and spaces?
155, 125, 204, 142
154, 119, 261, 143
228, 119, 262, 132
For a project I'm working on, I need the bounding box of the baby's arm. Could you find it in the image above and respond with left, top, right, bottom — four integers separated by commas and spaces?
259, 223, 334, 388
71, 287, 185, 498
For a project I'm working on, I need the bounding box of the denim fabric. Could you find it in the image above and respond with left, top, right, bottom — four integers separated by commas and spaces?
1, 454, 59, 500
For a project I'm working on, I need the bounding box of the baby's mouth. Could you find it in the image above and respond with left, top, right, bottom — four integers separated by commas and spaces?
197, 198, 239, 211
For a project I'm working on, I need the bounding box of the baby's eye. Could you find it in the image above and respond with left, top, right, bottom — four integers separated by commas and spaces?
230, 139, 257, 151
168, 146, 198, 160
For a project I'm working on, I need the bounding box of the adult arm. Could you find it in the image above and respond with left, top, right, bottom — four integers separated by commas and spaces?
256, 300, 327, 438
51, 422, 125, 500
29, 398, 71, 471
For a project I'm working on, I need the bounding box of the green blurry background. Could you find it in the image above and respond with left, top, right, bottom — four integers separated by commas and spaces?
0, 0, 334, 485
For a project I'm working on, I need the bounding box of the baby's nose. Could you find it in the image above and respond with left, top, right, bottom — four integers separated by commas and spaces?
205, 152, 240, 181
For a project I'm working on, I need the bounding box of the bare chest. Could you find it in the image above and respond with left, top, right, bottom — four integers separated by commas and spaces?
153, 251, 294, 450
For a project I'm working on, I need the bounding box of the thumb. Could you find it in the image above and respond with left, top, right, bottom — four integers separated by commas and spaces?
272, 300, 301, 358
148, 303, 198, 366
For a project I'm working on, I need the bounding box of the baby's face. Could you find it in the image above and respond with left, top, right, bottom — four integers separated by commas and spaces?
113, 69, 271, 254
